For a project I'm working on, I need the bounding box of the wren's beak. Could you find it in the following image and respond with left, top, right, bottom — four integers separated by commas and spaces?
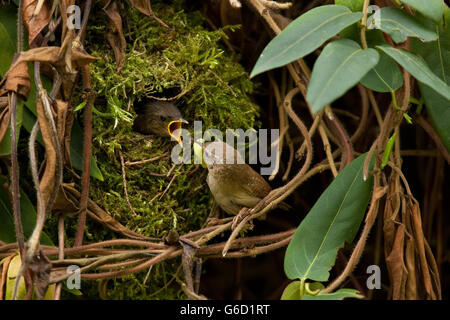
193, 140, 207, 168
168, 119, 188, 146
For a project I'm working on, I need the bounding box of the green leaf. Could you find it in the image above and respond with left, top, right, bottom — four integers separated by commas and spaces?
376, 7, 437, 43
250, 5, 363, 77
74, 101, 87, 113
0, 100, 23, 156
0, 17, 16, 76
381, 132, 396, 169
335, 0, 364, 13
337, 26, 404, 92
284, 153, 373, 281
399, 0, 444, 23
411, 6, 450, 152
281, 281, 301, 300
360, 52, 404, 92
378, 44, 450, 101
0, 5, 23, 156
359, 30, 404, 92
307, 39, 379, 113
0, 176, 53, 246
302, 288, 364, 300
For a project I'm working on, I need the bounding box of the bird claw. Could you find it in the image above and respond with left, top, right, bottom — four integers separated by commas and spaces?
205, 217, 221, 226
231, 207, 250, 230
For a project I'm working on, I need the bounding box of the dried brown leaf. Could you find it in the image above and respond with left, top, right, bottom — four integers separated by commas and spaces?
405, 237, 418, 299
0, 254, 15, 300
411, 201, 437, 299
23, 0, 51, 46
0, 54, 31, 99
103, 0, 126, 73
36, 98, 57, 210
128, 0, 169, 28
385, 224, 407, 300
53, 185, 79, 214
8, 47, 99, 74
0, 102, 11, 145
55, 100, 68, 148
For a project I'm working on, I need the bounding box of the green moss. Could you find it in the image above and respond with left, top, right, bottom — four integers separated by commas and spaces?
79, 0, 260, 299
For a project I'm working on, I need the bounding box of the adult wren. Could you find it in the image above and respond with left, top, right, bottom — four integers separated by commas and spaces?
202, 141, 276, 216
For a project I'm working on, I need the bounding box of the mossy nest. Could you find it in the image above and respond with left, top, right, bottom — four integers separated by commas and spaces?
77, 0, 260, 299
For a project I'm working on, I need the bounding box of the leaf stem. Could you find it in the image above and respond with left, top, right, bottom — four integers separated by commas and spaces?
360, 0, 371, 49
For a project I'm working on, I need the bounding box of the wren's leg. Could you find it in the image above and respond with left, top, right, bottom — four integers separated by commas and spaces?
205, 201, 222, 226
231, 207, 250, 230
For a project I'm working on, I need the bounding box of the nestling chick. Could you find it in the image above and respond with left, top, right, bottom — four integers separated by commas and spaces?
133, 101, 188, 142
203, 141, 273, 216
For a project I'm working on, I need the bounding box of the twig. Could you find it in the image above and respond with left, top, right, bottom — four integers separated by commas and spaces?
124, 153, 168, 166
119, 151, 138, 216
329, 116, 353, 169
260, 0, 292, 10
360, 0, 371, 49
351, 84, 369, 143
53, 214, 65, 300
74, 65, 95, 247
10, 0, 25, 256
415, 116, 450, 165
159, 173, 178, 200
282, 133, 294, 181
208, 70, 237, 97
367, 89, 383, 126
9, 93, 24, 255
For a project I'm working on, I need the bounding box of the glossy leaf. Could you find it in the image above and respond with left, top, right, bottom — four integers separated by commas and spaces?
284, 153, 373, 281
250, 5, 363, 77
337, 25, 404, 92
0, 101, 23, 156
307, 39, 379, 113
0, 176, 53, 246
359, 30, 403, 92
0, 7, 23, 156
281, 281, 301, 300
378, 44, 450, 101
400, 0, 444, 23
376, 7, 437, 43
411, 7, 450, 152
334, 0, 364, 13
0, 17, 15, 76
4, 254, 56, 300
302, 288, 364, 300
360, 52, 404, 92
281, 281, 325, 300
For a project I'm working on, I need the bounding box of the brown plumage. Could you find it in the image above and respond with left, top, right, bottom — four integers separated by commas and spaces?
133, 101, 187, 138
203, 141, 273, 215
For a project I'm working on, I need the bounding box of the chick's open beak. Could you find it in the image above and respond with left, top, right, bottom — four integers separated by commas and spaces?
168, 119, 188, 145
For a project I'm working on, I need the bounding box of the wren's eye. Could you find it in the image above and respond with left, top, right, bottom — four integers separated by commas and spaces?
159, 115, 167, 121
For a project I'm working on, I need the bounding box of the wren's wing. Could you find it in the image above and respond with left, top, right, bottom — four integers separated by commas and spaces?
231, 164, 272, 208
